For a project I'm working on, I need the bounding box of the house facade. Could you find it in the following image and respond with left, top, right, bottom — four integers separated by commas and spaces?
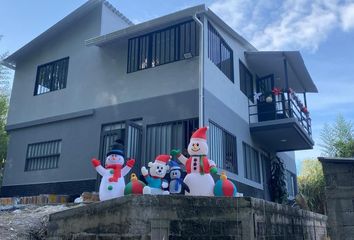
0, 0, 317, 200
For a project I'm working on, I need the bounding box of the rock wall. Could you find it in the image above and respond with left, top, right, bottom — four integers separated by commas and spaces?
320, 158, 354, 240
47, 195, 327, 240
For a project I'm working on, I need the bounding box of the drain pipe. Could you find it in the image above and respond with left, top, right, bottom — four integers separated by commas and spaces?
193, 14, 204, 128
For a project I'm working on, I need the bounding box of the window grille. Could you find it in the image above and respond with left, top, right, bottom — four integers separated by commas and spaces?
127, 20, 199, 73
239, 60, 254, 101
207, 22, 234, 82
25, 140, 62, 171
243, 142, 261, 183
208, 121, 238, 173
34, 57, 69, 95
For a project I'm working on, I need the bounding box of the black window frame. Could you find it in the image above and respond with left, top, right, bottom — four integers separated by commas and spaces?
25, 139, 62, 171
34, 57, 69, 96
239, 60, 254, 102
207, 22, 234, 82
209, 121, 238, 174
127, 20, 199, 73
242, 142, 261, 183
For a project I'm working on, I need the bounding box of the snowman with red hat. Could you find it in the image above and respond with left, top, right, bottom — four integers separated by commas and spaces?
171, 127, 217, 196
91, 140, 135, 201
141, 154, 170, 195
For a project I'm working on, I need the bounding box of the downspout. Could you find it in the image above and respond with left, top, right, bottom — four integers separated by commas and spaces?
193, 14, 204, 128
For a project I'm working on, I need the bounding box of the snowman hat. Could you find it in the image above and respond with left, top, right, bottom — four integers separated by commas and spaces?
155, 154, 171, 165
107, 139, 125, 157
191, 127, 208, 142
169, 160, 181, 171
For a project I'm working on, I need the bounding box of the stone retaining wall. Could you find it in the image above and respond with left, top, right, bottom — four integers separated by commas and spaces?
47, 195, 327, 240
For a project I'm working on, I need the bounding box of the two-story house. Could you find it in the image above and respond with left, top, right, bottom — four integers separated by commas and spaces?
0, 0, 317, 201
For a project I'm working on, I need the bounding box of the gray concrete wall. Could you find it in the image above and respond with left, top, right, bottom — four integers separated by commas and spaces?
2, 90, 198, 187
100, 4, 131, 35
7, 8, 198, 126
47, 195, 328, 240
321, 159, 354, 240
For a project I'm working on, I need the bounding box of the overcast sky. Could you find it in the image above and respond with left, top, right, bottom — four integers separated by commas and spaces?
1, 0, 354, 173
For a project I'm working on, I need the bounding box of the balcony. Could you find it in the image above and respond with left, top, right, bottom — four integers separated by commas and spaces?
245, 51, 318, 152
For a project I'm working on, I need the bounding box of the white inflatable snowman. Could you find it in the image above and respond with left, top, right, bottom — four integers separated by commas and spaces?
91, 140, 135, 201
172, 127, 217, 196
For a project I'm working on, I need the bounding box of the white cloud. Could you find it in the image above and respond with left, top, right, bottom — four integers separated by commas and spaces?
340, 3, 354, 31
209, 0, 354, 51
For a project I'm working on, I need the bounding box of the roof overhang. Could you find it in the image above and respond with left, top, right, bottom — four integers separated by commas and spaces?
86, 5, 207, 47
245, 51, 318, 93
318, 157, 354, 164
85, 6, 257, 52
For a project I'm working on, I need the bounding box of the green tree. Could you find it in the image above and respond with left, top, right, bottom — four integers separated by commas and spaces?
0, 35, 10, 187
320, 114, 354, 157
297, 159, 325, 214
270, 156, 287, 204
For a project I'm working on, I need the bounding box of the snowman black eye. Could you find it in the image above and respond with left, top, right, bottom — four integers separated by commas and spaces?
197, 143, 199, 146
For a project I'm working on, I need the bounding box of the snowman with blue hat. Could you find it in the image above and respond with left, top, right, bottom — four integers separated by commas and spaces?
91, 139, 135, 201
168, 161, 190, 195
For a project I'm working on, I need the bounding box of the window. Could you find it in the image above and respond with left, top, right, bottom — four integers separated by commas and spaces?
209, 121, 237, 173
208, 22, 234, 82
239, 60, 254, 101
34, 57, 69, 95
25, 140, 62, 171
286, 170, 295, 198
243, 142, 261, 183
146, 119, 198, 163
127, 20, 199, 73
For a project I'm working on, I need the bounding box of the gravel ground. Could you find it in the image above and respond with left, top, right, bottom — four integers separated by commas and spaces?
0, 204, 76, 240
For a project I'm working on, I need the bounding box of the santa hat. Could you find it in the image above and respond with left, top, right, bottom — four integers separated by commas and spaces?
191, 127, 208, 142
155, 154, 171, 165
107, 139, 124, 157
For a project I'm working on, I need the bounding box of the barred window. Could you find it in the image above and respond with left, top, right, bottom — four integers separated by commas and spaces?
243, 142, 261, 183
209, 122, 238, 174
127, 20, 199, 73
146, 119, 198, 163
208, 22, 234, 82
239, 60, 254, 101
25, 140, 62, 171
286, 170, 295, 198
34, 57, 69, 95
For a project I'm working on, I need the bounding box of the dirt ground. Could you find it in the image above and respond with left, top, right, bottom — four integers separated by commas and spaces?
0, 204, 76, 240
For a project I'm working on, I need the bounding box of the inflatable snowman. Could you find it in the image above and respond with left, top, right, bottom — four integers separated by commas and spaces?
91, 140, 135, 201
141, 154, 170, 195
171, 127, 217, 196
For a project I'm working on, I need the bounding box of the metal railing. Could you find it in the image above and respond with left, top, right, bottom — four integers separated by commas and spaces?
249, 94, 312, 137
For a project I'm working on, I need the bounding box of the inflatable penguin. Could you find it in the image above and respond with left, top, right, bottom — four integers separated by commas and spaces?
171, 127, 217, 196
91, 140, 135, 201
168, 161, 190, 195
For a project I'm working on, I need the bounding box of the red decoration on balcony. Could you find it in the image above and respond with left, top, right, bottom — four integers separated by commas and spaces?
272, 87, 282, 95
301, 107, 309, 114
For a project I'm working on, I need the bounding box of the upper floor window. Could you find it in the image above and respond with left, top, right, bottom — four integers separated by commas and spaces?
208, 22, 234, 82
127, 20, 199, 73
34, 57, 69, 95
243, 142, 261, 183
25, 140, 62, 171
239, 60, 254, 102
209, 121, 238, 174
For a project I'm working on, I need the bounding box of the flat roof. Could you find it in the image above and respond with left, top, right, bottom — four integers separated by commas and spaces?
318, 157, 354, 164
245, 51, 318, 93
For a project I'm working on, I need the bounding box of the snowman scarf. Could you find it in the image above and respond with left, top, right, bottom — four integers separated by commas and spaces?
106, 164, 122, 182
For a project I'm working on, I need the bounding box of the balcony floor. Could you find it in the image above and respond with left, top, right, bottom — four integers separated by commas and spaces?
250, 118, 314, 152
